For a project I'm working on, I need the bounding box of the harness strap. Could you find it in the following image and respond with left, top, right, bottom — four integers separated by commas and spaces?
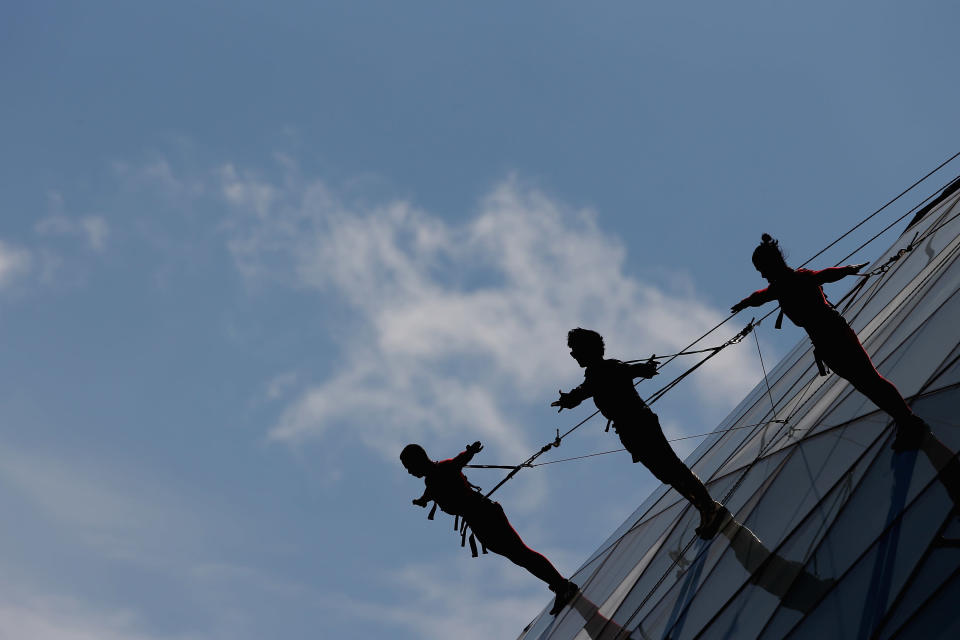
814, 349, 828, 376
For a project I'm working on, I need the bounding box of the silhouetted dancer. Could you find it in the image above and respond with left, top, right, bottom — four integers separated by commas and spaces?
731, 234, 930, 452
552, 328, 724, 538
400, 441, 579, 616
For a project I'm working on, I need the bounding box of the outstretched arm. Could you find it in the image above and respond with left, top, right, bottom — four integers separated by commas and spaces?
627, 360, 660, 380
451, 441, 483, 468
412, 487, 431, 507
551, 383, 591, 412
812, 263, 868, 284
731, 287, 777, 313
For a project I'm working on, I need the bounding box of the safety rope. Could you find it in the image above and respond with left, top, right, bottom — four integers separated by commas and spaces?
827, 173, 960, 322
799, 150, 960, 268
477, 158, 959, 505
552, 192, 960, 632
481, 319, 758, 498
590, 177, 960, 635
594, 323, 798, 635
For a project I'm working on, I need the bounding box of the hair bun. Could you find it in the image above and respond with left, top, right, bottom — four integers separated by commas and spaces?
761, 233, 773, 243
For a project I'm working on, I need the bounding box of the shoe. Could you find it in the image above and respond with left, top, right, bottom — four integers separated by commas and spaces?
549, 580, 579, 616
891, 417, 930, 452
695, 501, 724, 539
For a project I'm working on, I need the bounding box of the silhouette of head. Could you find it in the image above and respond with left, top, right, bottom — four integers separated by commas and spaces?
400, 444, 432, 477
567, 328, 605, 367
752, 233, 790, 282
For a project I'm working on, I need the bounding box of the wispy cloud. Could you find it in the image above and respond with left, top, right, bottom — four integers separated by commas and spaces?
322, 560, 549, 640
0, 239, 32, 288
0, 445, 205, 565
112, 158, 205, 200
0, 590, 199, 640
217, 163, 763, 466
35, 215, 110, 252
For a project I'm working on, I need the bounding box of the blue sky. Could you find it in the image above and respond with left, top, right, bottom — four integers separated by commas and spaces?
1, 2, 958, 638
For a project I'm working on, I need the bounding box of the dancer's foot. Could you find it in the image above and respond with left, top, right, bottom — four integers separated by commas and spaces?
695, 501, 725, 539
549, 580, 580, 616
892, 417, 930, 452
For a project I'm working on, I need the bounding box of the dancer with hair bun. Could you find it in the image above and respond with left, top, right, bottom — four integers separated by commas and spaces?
731, 233, 929, 451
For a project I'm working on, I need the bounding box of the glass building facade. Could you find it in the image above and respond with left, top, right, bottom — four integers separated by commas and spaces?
519, 179, 960, 640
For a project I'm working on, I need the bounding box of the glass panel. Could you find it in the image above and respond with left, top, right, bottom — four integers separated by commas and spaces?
605, 474, 743, 633
742, 418, 888, 550
781, 479, 950, 640
581, 484, 675, 567
758, 443, 937, 639
519, 199, 960, 638
875, 518, 960, 640
517, 609, 550, 640
913, 387, 960, 450
888, 572, 960, 640
923, 344, 960, 391
694, 425, 888, 640
631, 454, 793, 640
806, 386, 883, 438
843, 203, 960, 333
688, 346, 821, 481
575, 501, 687, 612
861, 256, 960, 367
715, 420, 795, 477
869, 290, 960, 400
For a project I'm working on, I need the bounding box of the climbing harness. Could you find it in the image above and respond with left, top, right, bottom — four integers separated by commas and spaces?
421, 485, 491, 558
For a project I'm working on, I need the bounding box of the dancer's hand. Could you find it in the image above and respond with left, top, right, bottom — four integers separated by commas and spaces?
466, 441, 483, 455
551, 390, 575, 412
848, 262, 869, 275
640, 359, 660, 378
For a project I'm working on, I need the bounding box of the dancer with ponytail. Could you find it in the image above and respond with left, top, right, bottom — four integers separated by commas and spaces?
731, 234, 929, 451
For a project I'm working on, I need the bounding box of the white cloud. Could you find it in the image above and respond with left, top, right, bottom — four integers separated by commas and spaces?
0, 446, 204, 564
218, 166, 764, 468
322, 560, 549, 640
81, 217, 110, 251
0, 591, 197, 640
264, 371, 299, 401
220, 164, 277, 218
35, 215, 110, 251
112, 158, 205, 200
0, 240, 31, 288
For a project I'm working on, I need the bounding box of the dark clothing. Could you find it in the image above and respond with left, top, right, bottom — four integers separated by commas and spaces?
739, 267, 851, 331
614, 407, 713, 508
618, 407, 686, 478
561, 360, 713, 509
416, 450, 565, 588
738, 267, 915, 423
564, 358, 655, 424
421, 452, 486, 518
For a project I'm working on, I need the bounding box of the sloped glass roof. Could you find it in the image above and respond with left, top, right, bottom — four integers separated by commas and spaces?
518, 180, 960, 640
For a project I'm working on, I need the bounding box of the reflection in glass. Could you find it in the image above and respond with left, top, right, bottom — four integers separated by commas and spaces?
566, 592, 637, 640
717, 509, 837, 613
918, 428, 960, 541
